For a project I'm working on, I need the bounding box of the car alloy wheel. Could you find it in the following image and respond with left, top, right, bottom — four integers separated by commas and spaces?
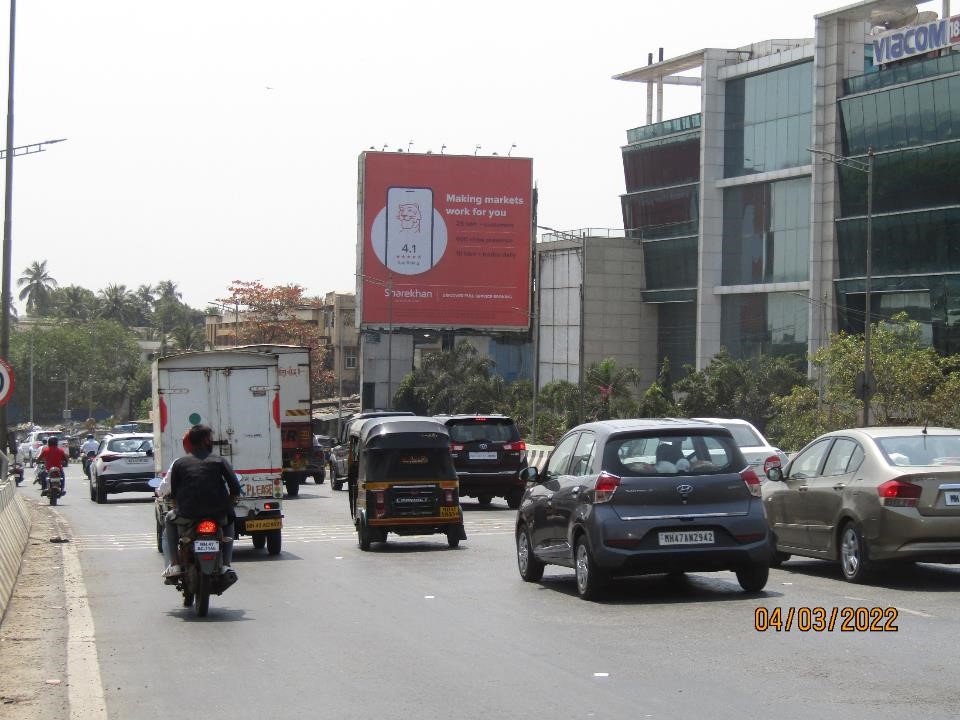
574, 536, 607, 600
516, 524, 544, 582
840, 522, 872, 583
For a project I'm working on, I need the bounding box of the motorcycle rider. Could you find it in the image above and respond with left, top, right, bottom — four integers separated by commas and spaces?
80, 434, 99, 477
162, 424, 241, 579
37, 437, 69, 494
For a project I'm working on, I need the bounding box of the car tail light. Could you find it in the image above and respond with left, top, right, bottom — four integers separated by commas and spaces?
451, 444, 464, 452
741, 467, 762, 498
375, 491, 385, 518
763, 455, 782, 474
595, 471, 620, 503
100, 454, 121, 463
263, 502, 279, 510
197, 519, 218, 534
503, 441, 526, 451
878, 479, 922, 507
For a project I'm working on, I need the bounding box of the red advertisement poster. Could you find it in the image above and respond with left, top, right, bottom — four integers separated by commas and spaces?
359, 152, 533, 330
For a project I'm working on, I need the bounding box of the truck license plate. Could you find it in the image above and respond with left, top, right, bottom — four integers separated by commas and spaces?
439, 506, 459, 518
245, 518, 282, 531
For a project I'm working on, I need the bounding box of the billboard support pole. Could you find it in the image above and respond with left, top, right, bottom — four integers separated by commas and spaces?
386, 274, 393, 410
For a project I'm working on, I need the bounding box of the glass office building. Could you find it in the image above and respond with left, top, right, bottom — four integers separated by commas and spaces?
612, 1, 960, 384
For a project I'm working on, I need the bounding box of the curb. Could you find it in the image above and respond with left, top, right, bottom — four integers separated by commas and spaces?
0, 480, 32, 621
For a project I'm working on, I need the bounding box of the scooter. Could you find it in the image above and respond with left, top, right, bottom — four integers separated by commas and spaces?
33, 460, 47, 489
41, 466, 64, 506
82, 450, 96, 479
167, 517, 237, 617
7, 461, 24, 486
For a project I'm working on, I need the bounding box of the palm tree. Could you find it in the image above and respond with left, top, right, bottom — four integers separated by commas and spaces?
133, 284, 156, 325
156, 280, 182, 302
585, 358, 642, 420
54, 285, 96, 320
17, 260, 57, 316
97, 284, 138, 325
171, 323, 204, 351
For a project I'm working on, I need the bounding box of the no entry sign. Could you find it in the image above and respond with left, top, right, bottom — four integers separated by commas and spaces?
0, 358, 15, 407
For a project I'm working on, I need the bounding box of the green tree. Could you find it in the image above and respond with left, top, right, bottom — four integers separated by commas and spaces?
17, 260, 57, 316
8, 320, 147, 422
97, 284, 139, 325
51, 285, 97, 321
675, 349, 807, 433
584, 357, 641, 420
170, 323, 204, 351
394, 343, 496, 415
768, 313, 945, 449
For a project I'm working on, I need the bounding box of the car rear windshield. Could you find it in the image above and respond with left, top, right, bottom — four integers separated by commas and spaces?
365, 448, 456, 481
447, 419, 519, 443
107, 437, 152, 453
603, 433, 743, 476
719, 423, 763, 448
874, 435, 960, 466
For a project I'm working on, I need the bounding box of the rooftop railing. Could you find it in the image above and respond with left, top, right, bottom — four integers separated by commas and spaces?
626, 113, 701, 144
843, 51, 960, 95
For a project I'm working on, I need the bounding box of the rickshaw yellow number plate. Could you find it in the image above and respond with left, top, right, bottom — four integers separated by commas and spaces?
244, 518, 282, 531
439, 506, 459, 518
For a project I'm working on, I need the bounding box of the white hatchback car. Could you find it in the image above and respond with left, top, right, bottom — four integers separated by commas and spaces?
693, 418, 789, 473
20, 429, 66, 466
89, 433, 156, 503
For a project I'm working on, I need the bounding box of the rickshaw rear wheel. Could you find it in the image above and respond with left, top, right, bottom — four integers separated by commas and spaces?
446, 527, 461, 549
358, 520, 372, 551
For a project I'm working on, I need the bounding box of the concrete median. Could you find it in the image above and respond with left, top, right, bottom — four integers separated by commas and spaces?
0, 479, 32, 620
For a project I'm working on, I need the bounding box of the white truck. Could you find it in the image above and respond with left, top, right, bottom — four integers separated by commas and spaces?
152, 350, 285, 555
235, 344, 322, 497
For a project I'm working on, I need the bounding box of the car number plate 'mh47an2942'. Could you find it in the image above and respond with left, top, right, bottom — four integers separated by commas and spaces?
658, 530, 715, 546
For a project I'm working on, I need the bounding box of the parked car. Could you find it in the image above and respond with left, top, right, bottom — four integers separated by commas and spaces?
434, 414, 528, 508
328, 411, 414, 491
692, 418, 789, 472
21, 430, 66, 467
89, 433, 156, 504
763, 426, 960, 582
516, 418, 771, 600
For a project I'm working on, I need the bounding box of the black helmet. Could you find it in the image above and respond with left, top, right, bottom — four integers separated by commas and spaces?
47, 437, 59, 447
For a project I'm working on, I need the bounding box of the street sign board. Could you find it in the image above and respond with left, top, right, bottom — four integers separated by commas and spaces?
0, 358, 15, 407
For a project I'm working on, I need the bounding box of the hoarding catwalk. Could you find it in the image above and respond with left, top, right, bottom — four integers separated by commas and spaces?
358, 152, 534, 331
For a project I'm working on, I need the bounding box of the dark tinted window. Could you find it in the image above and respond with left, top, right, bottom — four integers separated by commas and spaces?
366, 449, 456, 481
447, 419, 518, 443
603, 433, 741, 476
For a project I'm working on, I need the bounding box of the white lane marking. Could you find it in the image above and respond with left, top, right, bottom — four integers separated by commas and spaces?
57, 511, 108, 720
844, 595, 869, 602
593, 673, 609, 678
896, 606, 933, 618
424, 595, 435, 599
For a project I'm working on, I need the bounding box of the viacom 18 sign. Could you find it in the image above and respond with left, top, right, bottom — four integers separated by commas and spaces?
873, 15, 960, 66
358, 152, 533, 330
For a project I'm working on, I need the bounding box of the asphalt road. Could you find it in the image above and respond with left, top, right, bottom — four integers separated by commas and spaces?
38, 464, 960, 719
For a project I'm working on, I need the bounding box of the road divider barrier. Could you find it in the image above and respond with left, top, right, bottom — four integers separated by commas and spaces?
526, 445, 553, 472
0, 478, 32, 620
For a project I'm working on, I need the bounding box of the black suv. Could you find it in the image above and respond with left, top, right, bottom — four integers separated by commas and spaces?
434, 414, 527, 509
515, 419, 771, 600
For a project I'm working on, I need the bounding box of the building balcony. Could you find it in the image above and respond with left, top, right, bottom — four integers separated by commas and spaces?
626, 113, 701, 145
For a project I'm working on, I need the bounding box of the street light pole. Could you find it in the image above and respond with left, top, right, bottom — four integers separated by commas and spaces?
809, 145, 875, 425
0, 0, 16, 448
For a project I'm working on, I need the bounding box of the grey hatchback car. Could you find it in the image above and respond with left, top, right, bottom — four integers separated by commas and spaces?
515, 419, 771, 599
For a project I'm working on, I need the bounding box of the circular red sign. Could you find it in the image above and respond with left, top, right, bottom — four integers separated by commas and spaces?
0, 357, 15, 407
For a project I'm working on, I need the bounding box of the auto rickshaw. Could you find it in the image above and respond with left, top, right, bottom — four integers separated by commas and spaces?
350, 416, 467, 550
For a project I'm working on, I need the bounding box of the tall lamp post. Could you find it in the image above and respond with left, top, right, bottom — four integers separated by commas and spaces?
810, 145, 875, 426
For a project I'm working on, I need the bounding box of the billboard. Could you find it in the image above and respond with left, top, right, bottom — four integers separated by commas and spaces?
358, 152, 534, 330
872, 15, 960, 65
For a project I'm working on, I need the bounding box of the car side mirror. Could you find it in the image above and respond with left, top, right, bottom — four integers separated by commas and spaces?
765, 466, 784, 482
520, 466, 540, 484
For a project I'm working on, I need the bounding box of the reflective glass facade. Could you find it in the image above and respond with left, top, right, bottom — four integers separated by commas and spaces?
643, 236, 698, 290
622, 134, 700, 194
724, 62, 813, 177
840, 72, 960, 155
720, 292, 809, 359
658, 302, 697, 373
836, 53, 960, 358
722, 177, 810, 285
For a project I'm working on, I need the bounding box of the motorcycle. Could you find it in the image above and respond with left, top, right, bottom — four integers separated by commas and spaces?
41, 466, 64, 506
82, 450, 96, 479
167, 517, 237, 617
7, 461, 24, 486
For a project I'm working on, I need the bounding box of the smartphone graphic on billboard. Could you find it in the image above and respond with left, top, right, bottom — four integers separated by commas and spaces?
385, 186, 434, 274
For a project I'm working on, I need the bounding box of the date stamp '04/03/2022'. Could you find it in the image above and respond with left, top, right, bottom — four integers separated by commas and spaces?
755, 606, 899, 632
